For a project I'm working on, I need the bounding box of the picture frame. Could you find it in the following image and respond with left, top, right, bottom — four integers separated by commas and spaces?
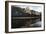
5, 1, 45, 33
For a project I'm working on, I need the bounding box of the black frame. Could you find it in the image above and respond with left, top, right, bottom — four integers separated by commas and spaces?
5, 1, 45, 33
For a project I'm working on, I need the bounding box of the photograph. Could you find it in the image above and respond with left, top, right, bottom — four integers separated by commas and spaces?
5, 1, 45, 33
11, 5, 41, 28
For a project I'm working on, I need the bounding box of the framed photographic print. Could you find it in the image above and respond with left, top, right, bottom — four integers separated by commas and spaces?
5, 1, 45, 33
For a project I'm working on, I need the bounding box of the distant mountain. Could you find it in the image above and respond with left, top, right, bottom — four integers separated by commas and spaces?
11, 6, 41, 17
